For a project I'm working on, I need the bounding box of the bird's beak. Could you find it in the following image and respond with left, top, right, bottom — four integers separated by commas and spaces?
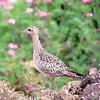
21, 29, 26, 33
16, 30, 26, 34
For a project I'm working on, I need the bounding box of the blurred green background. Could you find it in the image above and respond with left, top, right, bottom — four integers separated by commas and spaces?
0, 0, 100, 89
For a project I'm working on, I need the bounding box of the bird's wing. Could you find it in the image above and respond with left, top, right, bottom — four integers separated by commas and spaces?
38, 51, 84, 79
38, 51, 69, 76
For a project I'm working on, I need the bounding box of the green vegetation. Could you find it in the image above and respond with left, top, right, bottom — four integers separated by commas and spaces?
0, 0, 99, 88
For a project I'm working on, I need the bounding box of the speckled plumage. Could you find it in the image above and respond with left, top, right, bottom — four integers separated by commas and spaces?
34, 49, 83, 79
27, 26, 84, 79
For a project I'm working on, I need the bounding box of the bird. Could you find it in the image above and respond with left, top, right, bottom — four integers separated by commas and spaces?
26, 26, 85, 89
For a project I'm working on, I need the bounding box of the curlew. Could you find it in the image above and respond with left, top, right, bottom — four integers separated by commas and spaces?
26, 26, 84, 89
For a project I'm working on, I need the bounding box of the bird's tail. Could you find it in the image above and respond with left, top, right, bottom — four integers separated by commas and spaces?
64, 70, 86, 80
73, 71, 86, 80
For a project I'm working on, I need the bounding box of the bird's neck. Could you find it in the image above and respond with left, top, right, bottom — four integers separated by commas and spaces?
32, 34, 43, 54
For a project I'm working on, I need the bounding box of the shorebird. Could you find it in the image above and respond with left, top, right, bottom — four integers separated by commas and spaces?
26, 26, 84, 89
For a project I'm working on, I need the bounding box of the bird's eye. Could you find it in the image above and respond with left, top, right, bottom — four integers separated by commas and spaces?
28, 28, 32, 31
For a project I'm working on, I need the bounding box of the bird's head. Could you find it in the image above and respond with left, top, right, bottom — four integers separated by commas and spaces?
26, 26, 39, 36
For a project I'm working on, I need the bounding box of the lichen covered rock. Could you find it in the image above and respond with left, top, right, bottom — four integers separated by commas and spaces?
0, 81, 28, 100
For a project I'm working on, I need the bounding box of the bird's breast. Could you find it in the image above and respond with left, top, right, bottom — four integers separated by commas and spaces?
33, 58, 48, 76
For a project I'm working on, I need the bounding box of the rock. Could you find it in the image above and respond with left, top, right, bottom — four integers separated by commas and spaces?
80, 81, 100, 100
40, 89, 58, 100
60, 92, 79, 100
0, 70, 100, 100
61, 81, 81, 95
40, 82, 80, 100
0, 81, 28, 100
79, 71, 100, 100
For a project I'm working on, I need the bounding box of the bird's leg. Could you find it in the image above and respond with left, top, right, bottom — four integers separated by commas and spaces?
47, 77, 57, 90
